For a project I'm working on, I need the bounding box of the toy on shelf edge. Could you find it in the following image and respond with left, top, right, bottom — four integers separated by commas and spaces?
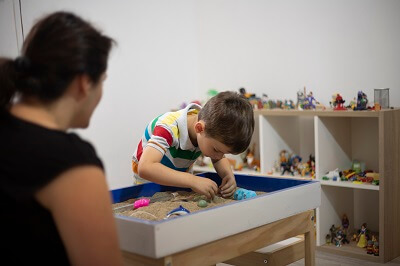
354, 91, 369, 111
330, 93, 347, 111
303, 91, 317, 110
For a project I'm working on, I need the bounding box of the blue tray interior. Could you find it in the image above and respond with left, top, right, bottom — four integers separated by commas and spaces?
111, 172, 313, 203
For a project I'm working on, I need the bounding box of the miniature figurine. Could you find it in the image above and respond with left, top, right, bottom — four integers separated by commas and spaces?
227, 157, 243, 171
341, 214, 350, 243
276, 100, 283, 109
348, 97, 357, 110
322, 168, 341, 181
342, 214, 349, 233
268, 99, 277, 109
308, 154, 315, 178
296, 89, 305, 110
239, 87, 255, 99
352, 160, 363, 174
329, 224, 337, 243
283, 99, 295, 109
334, 230, 345, 247
281, 155, 294, 175
374, 102, 381, 111
373, 241, 379, 256
331, 93, 347, 111
325, 234, 332, 244
262, 94, 269, 109
273, 160, 281, 173
245, 143, 260, 171
164, 205, 190, 219
289, 99, 295, 109
281, 161, 294, 175
366, 240, 374, 254
292, 155, 302, 174
303, 91, 317, 110
280, 150, 288, 164
354, 91, 369, 111
357, 223, 368, 248
298, 162, 310, 177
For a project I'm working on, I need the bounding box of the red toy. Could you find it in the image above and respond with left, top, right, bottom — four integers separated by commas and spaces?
333, 94, 347, 110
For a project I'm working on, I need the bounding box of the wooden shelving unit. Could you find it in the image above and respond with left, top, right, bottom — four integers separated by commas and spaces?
255, 108, 400, 263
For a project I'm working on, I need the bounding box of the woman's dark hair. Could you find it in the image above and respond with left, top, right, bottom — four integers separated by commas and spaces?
0, 11, 114, 108
198, 91, 255, 154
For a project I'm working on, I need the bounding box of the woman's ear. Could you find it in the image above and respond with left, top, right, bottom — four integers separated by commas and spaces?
67, 74, 92, 101
194, 121, 205, 133
77, 74, 92, 97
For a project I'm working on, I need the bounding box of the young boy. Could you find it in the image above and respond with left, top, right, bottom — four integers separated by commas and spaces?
132, 91, 254, 199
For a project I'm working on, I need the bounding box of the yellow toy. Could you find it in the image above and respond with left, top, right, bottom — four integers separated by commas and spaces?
357, 223, 368, 248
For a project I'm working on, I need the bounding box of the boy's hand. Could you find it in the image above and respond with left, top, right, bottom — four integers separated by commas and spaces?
219, 174, 237, 198
191, 176, 218, 199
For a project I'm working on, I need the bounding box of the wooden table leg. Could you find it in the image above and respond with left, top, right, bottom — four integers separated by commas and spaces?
304, 227, 315, 266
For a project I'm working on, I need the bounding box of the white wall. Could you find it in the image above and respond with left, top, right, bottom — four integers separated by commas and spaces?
12, 0, 199, 189
0, 0, 22, 56
1, 0, 399, 189
196, 0, 400, 107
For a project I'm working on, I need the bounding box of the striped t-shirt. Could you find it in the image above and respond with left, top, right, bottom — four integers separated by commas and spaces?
132, 103, 202, 184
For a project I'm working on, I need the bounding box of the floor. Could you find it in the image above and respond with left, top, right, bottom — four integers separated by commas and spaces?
218, 250, 400, 266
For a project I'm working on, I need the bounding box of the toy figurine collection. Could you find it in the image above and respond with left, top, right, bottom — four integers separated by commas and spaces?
237, 87, 389, 111
321, 160, 379, 186
326, 215, 379, 256
269, 150, 315, 178
194, 88, 383, 183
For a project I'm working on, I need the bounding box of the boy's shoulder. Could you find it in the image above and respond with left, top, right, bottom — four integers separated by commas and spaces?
157, 103, 201, 123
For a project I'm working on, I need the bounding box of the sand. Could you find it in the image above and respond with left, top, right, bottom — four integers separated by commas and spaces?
112, 190, 265, 221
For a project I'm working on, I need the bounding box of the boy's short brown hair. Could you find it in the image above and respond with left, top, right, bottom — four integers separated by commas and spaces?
198, 91, 254, 154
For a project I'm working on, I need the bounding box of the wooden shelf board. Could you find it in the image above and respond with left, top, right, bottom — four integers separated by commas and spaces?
255, 109, 387, 117
317, 243, 380, 262
319, 180, 379, 191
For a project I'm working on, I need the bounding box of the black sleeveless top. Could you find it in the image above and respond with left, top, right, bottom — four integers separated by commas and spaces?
0, 109, 103, 265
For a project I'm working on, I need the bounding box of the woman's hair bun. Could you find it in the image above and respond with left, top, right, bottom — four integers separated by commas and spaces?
14, 56, 31, 74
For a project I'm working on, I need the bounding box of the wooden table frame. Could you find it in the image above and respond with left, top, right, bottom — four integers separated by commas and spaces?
122, 210, 315, 266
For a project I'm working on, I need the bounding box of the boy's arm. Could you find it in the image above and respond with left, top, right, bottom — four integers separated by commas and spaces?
212, 157, 237, 198
138, 147, 218, 199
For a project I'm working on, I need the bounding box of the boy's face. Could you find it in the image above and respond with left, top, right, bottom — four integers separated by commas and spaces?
195, 121, 232, 160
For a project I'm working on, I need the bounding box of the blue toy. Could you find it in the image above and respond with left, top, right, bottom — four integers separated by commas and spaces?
164, 205, 190, 219
354, 91, 368, 111
234, 188, 257, 200
303, 92, 316, 109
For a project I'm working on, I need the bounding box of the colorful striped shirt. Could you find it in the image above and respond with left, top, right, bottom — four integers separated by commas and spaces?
132, 103, 202, 184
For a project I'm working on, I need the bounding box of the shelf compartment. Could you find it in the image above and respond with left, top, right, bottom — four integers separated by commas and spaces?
315, 116, 379, 182
259, 115, 315, 174
317, 186, 379, 248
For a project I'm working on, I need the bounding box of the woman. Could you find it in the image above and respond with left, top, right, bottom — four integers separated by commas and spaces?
0, 12, 123, 265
